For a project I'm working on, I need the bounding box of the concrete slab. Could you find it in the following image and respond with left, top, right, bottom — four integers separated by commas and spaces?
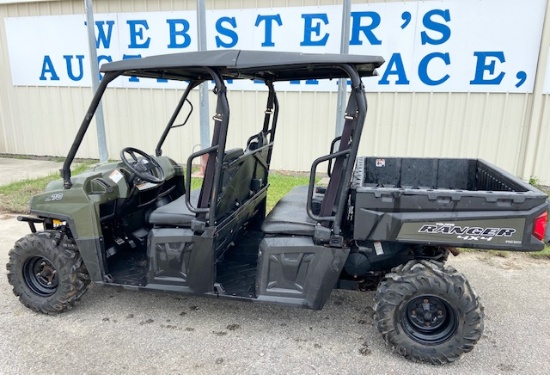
0, 158, 63, 186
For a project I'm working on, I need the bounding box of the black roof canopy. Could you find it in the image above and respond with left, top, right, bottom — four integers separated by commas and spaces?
100, 50, 385, 82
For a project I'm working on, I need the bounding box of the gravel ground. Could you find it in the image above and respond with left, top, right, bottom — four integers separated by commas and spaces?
1, 213, 550, 375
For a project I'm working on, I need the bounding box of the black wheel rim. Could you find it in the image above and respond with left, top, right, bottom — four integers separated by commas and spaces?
401, 295, 458, 345
23, 256, 58, 297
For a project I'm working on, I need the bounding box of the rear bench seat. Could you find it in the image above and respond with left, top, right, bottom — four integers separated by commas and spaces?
261, 185, 317, 236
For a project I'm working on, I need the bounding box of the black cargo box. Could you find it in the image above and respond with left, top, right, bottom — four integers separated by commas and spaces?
350, 157, 548, 251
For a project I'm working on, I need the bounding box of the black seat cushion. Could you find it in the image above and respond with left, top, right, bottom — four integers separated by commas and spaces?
262, 185, 317, 236
149, 189, 200, 226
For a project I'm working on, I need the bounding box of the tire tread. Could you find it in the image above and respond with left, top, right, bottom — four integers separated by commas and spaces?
6, 231, 90, 315
374, 260, 484, 364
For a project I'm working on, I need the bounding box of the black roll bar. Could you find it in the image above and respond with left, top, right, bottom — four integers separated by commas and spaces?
61, 71, 120, 189
155, 80, 201, 156
184, 68, 229, 224
185, 145, 218, 213
264, 81, 279, 169
305, 64, 367, 237
306, 148, 351, 222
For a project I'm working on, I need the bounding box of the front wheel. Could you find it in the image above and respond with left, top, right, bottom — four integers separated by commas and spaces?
374, 260, 484, 364
6, 231, 90, 314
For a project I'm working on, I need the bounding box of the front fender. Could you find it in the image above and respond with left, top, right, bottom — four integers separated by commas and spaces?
31, 189, 101, 239
30, 190, 105, 282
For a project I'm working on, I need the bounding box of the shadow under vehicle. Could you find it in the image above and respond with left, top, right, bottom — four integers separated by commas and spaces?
7, 50, 549, 364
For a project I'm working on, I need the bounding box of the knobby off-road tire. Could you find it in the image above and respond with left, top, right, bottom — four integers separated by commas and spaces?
6, 231, 90, 314
374, 260, 484, 364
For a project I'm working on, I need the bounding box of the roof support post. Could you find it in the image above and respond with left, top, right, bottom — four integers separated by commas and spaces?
335, 0, 352, 137
197, 0, 210, 152
62, 72, 119, 188
84, 0, 108, 163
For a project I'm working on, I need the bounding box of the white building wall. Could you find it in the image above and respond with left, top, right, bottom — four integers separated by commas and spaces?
533, 95, 550, 183
1, 0, 549, 183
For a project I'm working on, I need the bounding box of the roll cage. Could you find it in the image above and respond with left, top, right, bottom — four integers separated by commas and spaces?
60, 50, 384, 240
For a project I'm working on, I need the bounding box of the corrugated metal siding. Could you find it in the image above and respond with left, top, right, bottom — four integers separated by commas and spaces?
533, 94, 550, 183
1, 0, 549, 184
360, 92, 532, 173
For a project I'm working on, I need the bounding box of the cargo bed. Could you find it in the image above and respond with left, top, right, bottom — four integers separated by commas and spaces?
351, 157, 549, 251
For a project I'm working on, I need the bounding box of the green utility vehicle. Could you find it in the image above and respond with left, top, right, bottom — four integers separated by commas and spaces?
7, 50, 549, 364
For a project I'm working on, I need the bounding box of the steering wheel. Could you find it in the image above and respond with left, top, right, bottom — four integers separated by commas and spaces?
120, 147, 165, 184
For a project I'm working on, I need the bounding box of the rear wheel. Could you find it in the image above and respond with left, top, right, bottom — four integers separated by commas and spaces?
374, 260, 484, 364
6, 231, 90, 314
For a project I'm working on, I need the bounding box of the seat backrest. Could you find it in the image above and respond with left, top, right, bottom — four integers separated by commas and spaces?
214, 148, 257, 222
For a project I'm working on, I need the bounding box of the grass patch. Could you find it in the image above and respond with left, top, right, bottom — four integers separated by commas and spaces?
0, 163, 94, 213
528, 246, 550, 260
190, 171, 311, 212
266, 172, 312, 211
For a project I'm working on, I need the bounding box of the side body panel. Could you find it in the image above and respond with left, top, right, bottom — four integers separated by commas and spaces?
256, 236, 349, 309
147, 228, 214, 293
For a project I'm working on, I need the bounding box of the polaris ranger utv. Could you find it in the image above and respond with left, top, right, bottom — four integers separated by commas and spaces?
7, 50, 549, 364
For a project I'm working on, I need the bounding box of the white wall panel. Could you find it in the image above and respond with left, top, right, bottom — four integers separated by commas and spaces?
533, 95, 550, 183
1, 0, 549, 184
356, 92, 531, 172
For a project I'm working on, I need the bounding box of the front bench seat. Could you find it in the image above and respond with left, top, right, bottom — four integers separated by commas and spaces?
149, 189, 200, 226
261, 185, 317, 236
